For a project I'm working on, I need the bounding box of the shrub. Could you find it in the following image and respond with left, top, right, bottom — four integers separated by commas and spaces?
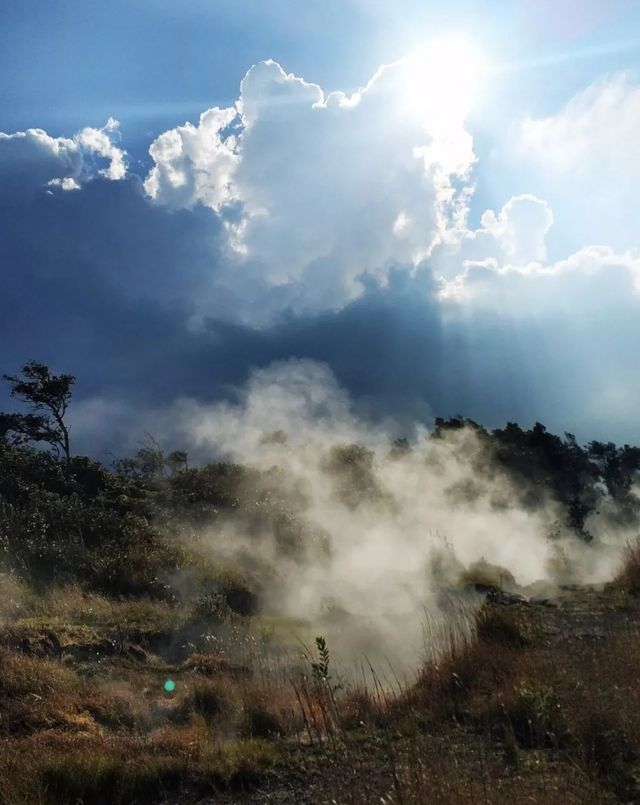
191, 591, 233, 624
459, 559, 516, 592
581, 712, 639, 801
324, 443, 383, 508
204, 738, 279, 788
505, 682, 564, 749
241, 695, 284, 739
190, 680, 229, 724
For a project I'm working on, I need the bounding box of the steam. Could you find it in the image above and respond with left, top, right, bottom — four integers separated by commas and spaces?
164, 359, 630, 671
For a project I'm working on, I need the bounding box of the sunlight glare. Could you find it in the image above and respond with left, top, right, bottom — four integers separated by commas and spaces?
400, 34, 486, 126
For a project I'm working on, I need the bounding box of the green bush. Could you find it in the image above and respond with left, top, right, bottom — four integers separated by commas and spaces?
506, 683, 564, 749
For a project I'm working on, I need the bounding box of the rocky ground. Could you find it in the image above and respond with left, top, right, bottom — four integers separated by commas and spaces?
207, 583, 640, 804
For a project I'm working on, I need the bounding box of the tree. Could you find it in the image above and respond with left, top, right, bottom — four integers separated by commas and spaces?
113, 436, 189, 483
389, 437, 411, 459
588, 440, 640, 520
2, 361, 75, 461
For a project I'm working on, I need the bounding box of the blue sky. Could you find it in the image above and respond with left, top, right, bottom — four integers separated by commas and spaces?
3, 2, 637, 129
2, 0, 640, 454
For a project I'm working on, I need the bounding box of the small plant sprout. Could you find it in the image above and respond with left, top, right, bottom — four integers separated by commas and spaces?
311, 636, 331, 683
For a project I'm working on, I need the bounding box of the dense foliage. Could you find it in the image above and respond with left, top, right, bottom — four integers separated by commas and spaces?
1, 364, 639, 599
1, 415, 639, 600
434, 416, 640, 539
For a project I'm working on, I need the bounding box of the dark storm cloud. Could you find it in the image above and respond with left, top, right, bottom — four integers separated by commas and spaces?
0, 169, 538, 441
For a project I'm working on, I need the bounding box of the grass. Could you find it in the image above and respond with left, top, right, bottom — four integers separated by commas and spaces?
2, 562, 640, 803
2, 582, 186, 631
0, 728, 280, 805
272, 586, 640, 804
475, 604, 529, 648
616, 535, 640, 595
3, 427, 640, 802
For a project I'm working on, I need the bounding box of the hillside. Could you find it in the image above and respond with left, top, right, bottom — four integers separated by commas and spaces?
1, 417, 640, 804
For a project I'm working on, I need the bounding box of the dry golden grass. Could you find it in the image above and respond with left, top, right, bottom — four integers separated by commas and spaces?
0, 574, 29, 619
11, 584, 184, 632
2, 576, 640, 804
616, 536, 640, 595
0, 649, 161, 740
0, 725, 279, 805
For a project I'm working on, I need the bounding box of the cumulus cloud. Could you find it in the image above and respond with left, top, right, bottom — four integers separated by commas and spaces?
74, 118, 127, 181
0, 117, 126, 200
432, 194, 554, 282
441, 244, 640, 313
427, 186, 639, 316
2, 52, 640, 446
47, 177, 81, 191
478, 194, 554, 266
144, 106, 239, 210
141, 56, 640, 325
144, 58, 476, 316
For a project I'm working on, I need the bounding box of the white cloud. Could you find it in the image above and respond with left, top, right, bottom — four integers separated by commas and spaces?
0, 117, 126, 198
145, 61, 640, 324
433, 194, 554, 282
516, 72, 640, 250
75, 117, 127, 181
519, 72, 640, 177
478, 194, 553, 266
144, 106, 238, 210
139, 58, 640, 326
144, 57, 476, 316
47, 177, 81, 191
440, 241, 640, 309
433, 191, 640, 312
140, 59, 640, 324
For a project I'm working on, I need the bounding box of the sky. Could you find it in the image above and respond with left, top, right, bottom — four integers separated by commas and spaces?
2, 0, 640, 456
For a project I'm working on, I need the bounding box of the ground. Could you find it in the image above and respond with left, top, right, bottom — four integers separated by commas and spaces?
208, 583, 640, 804
2, 575, 640, 804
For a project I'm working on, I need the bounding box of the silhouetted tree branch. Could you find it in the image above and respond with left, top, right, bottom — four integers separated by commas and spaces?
2, 361, 75, 461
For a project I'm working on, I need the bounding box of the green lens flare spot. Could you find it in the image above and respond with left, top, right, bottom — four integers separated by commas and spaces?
164, 679, 176, 693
